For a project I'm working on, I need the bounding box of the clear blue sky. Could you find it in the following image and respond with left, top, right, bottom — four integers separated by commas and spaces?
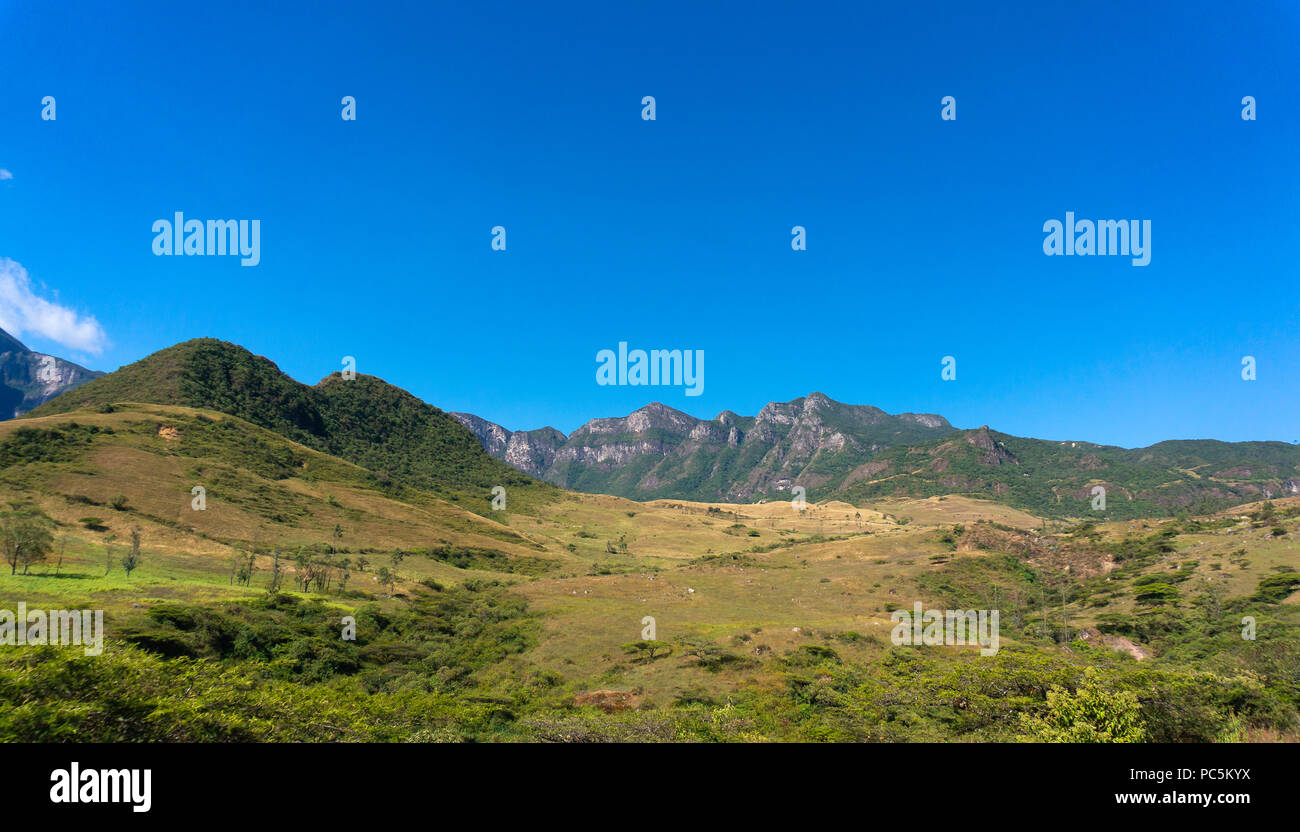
1, 1, 1297, 446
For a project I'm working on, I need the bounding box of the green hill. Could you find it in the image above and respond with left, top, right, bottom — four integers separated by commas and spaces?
833, 427, 1300, 520
28, 338, 547, 507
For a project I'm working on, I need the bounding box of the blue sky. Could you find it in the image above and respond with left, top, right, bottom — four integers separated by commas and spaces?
1, 1, 1297, 446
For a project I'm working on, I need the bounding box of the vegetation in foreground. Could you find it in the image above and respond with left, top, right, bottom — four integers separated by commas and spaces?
2, 515, 1296, 742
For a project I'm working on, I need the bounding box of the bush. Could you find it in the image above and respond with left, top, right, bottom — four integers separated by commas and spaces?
1020, 667, 1146, 743
1253, 572, 1300, 604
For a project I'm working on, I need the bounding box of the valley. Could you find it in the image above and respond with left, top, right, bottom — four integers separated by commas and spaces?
0, 340, 1296, 742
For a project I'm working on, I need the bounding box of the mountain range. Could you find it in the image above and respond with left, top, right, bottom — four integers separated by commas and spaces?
0, 327, 102, 419
454, 395, 1300, 518
19, 336, 1300, 520
452, 395, 953, 500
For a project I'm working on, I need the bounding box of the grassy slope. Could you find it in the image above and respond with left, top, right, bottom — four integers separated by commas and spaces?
0, 406, 563, 605
27, 338, 548, 508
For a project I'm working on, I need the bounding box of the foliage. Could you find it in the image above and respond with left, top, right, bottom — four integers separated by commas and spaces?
1019, 667, 1147, 742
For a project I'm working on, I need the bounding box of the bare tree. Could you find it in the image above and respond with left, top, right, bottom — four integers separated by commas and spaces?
267, 549, 284, 593
104, 533, 118, 576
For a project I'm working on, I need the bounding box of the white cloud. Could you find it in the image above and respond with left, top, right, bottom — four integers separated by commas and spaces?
0, 169, 12, 180
0, 258, 106, 355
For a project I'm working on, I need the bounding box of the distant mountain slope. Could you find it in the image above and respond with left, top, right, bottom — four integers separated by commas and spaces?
457, 396, 1300, 518
833, 426, 1300, 518
451, 411, 567, 476
27, 338, 545, 504
455, 393, 956, 502
0, 327, 102, 419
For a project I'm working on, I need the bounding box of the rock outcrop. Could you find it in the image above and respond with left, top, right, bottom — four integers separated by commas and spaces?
0, 328, 103, 419
455, 393, 954, 501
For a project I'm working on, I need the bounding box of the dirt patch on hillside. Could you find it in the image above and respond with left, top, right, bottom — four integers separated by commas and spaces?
956, 523, 1114, 578
1077, 627, 1149, 660
574, 689, 641, 713
957, 522, 1045, 556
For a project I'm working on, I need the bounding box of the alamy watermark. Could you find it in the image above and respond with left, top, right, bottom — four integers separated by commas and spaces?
152, 212, 261, 266
1043, 212, 1150, 266
50, 763, 151, 813
890, 602, 999, 656
0, 603, 104, 656
596, 342, 703, 396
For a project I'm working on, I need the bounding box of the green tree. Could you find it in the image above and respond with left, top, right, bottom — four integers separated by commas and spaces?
620, 640, 673, 664
0, 511, 54, 575
1021, 667, 1147, 743
375, 566, 396, 596
229, 549, 244, 585
121, 526, 142, 578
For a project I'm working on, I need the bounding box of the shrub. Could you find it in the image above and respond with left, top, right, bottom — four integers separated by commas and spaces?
1020, 668, 1146, 743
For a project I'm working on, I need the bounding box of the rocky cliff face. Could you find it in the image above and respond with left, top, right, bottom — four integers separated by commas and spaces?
455, 393, 954, 501
0, 328, 103, 419
455, 394, 1300, 517
450, 412, 566, 477
454, 391, 1300, 517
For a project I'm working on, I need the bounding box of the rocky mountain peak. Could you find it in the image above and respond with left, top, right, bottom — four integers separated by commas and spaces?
901, 412, 951, 429
450, 412, 514, 456
455, 393, 958, 501
715, 409, 741, 426
0, 328, 103, 420
964, 426, 1016, 465
0, 328, 28, 355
